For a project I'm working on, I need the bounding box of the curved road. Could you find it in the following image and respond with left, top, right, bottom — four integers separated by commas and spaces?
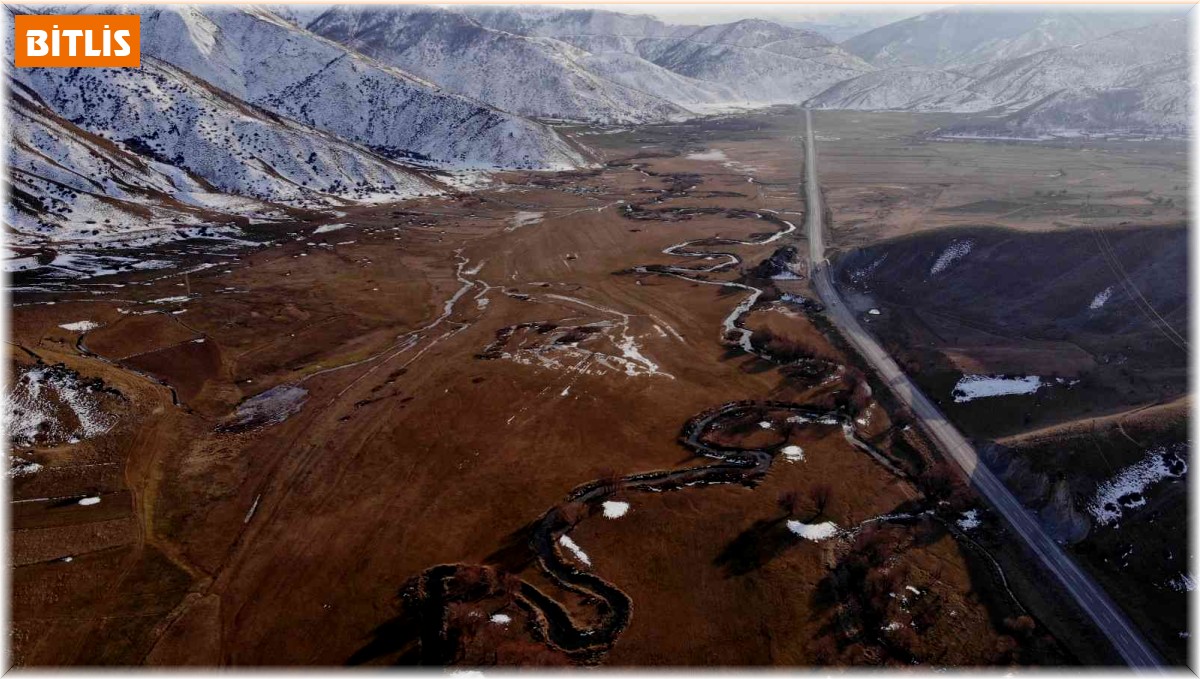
801, 109, 1163, 670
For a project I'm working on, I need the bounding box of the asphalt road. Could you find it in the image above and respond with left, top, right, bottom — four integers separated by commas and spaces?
800, 109, 1164, 670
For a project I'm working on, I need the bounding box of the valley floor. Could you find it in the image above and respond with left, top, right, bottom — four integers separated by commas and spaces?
7, 108, 1188, 667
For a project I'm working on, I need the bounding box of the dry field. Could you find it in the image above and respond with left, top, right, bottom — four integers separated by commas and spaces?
8, 107, 1176, 667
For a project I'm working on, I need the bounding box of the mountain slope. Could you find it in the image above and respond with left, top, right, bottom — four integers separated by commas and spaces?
12, 56, 441, 210
843, 7, 1179, 69
811, 19, 1189, 136
464, 9, 876, 105
573, 51, 740, 106
7, 82, 239, 245
806, 67, 980, 112
136, 6, 585, 168
641, 19, 875, 103
308, 6, 690, 123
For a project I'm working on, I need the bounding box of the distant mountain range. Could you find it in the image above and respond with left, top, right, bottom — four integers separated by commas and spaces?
841, 7, 1173, 69
813, 17, 1189, 138
5, 4, 1190, 248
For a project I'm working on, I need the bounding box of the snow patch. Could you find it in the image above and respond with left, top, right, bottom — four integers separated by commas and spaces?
9, 457, 42, 478
602, 501, 629, 519
929, 240, 974, 275
313, 223, 350, 234
1167, 574, 1195, 592
5, 364, 116, 448
1090, 286, 1114, 310
1088, 444, 1187, 526
58, 321, 101, 332
781, 445, 805, 463
952, 375, 1042, 403
787, 520, 839, 542
957, 509, 981, 531
558, 534, 591, 566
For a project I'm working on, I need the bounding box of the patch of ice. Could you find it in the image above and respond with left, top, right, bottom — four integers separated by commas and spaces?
1090, 286, 1114, 310
58, 321, 101, 332
223, 385, 309, 432
952, 375, 1042, 403
77, 496, 100, 506
558, 534, 591, 566
787, 520, 839, 542
929, 239, 974, 275
1088, 444, 1187, 525
781, 445, 805, 462
602, 501, 629, 519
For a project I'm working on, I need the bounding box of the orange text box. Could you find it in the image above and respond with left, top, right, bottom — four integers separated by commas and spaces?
14, 14, 140, 67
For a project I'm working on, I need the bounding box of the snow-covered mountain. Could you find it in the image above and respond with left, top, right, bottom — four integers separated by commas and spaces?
135, 7, 585, 169
639, 19, 875, 103
9, 81, 241, 246
15, 55, 443, 197
308, 6, 695, 123
843, 7, 1180, 69
810, 19, 1190, 137
5, 4, 1190, 252
463, 8, 876, 105
5, 5, 589, 247
806, 67, 980, 112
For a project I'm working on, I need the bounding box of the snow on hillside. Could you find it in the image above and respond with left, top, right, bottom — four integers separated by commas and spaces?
6, 364, 118, 449
136, 6, 586, 169
807, 67, 979, 111
811, 18, 1189, 137
463, 9, 876, 106
843, 7, 1177, 69
574, 51, 739, 107
1088, 444, 1188, 526
643, 20, 875, 103
308, 6, 687, 124
13, 56, 440, 207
